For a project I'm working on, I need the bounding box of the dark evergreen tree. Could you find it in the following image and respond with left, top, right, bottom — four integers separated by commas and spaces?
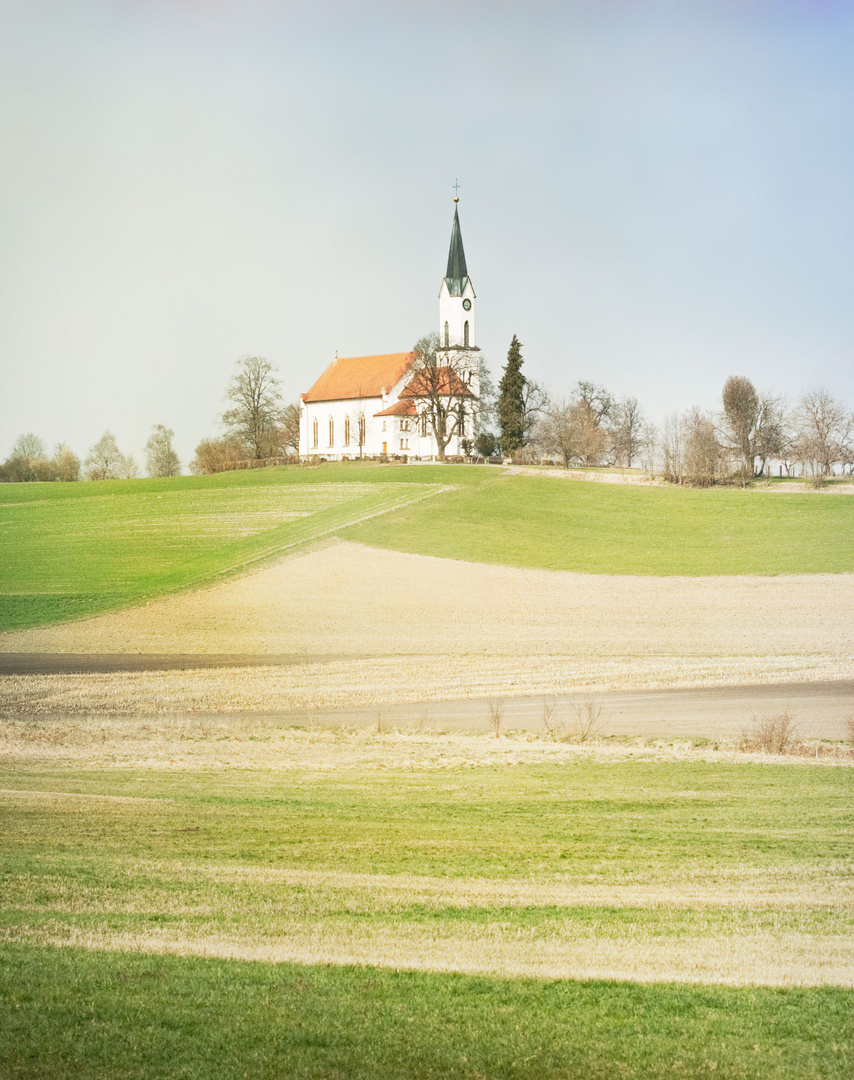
498, 335, 526, 456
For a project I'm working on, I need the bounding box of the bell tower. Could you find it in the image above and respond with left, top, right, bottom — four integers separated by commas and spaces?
438, 198, 477, 357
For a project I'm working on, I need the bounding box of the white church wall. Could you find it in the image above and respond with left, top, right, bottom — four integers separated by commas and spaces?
439, 278, 476, 351
301, 395, 403, 459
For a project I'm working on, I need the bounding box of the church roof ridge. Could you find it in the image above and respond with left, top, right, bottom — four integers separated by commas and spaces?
302, 351, 414, 403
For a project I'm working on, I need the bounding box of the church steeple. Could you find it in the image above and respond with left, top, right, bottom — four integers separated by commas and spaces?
444, 206, 469, 297
438, 198, 477, 353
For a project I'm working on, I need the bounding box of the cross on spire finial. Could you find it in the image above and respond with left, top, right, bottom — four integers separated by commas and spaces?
453, 178, 460, 203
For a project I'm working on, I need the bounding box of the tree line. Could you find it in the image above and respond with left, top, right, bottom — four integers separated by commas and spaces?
0, 356, 300, 483
482, 337, 854, 485
1, 426, 181, 483
5, 345, 851, 484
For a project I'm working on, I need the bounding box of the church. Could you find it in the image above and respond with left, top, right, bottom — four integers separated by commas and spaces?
299, 202, 481, 460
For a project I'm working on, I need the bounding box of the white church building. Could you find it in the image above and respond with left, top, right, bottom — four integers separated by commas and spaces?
299, 203, 480, 460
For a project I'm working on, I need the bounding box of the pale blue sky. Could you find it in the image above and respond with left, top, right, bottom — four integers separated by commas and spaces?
1, 0, 852, 466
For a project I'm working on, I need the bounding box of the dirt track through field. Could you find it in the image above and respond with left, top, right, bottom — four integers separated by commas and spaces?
2, 541, 853, 727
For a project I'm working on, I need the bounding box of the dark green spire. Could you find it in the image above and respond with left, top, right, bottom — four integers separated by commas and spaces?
444, 206, 469, 296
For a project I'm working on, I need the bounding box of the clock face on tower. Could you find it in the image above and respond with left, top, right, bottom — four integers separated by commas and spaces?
462, 298, 471, 311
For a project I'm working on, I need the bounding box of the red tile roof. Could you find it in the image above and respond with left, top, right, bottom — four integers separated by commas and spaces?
399, 367, 475, 398
374, 400, 417, 417
302, 352, 414, 403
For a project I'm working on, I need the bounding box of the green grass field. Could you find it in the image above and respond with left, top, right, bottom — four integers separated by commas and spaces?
2, 945, 850, 1080
0, 465, 454, 630
1, 462, 853, 632
2, 461, 853, 1078
341, 471, 854, 575
1, 740, 852, 1079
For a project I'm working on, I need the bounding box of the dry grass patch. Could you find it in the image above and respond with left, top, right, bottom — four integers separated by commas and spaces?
4, 919, 852, 988
1, 714, 851, 770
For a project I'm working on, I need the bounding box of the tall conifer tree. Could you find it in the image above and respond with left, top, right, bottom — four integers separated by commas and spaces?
498, 335, 526, 455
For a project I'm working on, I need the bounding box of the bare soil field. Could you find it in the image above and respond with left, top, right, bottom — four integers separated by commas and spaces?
2, 541, 852, 730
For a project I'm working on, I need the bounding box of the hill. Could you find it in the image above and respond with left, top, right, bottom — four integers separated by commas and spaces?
1, 462, 853, 632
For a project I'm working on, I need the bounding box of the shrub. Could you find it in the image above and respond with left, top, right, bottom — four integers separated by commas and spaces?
542, 698, 605, 743
741, 712, 800, 754
487, 699, 505, 738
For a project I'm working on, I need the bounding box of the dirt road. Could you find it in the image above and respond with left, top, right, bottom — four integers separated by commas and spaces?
239, 681, 854, 740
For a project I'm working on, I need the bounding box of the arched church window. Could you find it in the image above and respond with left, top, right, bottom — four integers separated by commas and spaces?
312, 418, 318, 449
344, 416, 350, 446
328, 417, 334, 447
421, 412, 428, 438
444, 321, 449, 348
463, 320, 469, 347
358, 413, 366, 444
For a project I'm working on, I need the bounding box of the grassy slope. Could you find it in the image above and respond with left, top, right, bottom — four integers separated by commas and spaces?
342, 471, 854, 575
3, 463, 853, 632
0, 464, 461, 631
1, 755, 852, 1079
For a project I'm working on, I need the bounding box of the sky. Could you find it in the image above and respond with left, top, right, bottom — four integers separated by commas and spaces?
1, 0, 853, 467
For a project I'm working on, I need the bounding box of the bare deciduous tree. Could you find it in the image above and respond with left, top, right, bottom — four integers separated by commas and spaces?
535, 398, 577, 467
609, 396, 646, 467
52, 443, 80, 482
190, 436, 246, 475
11, 433, 47, 462
403, 332, 478, 461
117, 452, 140, 480
222, 356, 286, 460
641, 422, 658, 477
2, 436, 82, 482
793, 389, 852, 482
521, 379, 549, 448
683, 408, 723, 486
572, 400, 610, 465
145, 424, 181, 477
279, 402, 302, 455
487, 698, 505, 738
574, 381, 613, 424
2, 434, 48, 482
720, 376, 786, 481
85, 431, 124, 481
475, 357, 497, 433
661, 413, 685, 484
662, 410, 724, 486
536, 396, 608, 468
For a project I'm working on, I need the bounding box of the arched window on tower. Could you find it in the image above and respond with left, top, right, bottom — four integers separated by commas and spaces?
328, 417, 334, 447
312, 417, 318, 449
444, 321, 449, 348
463, 321, 469, 347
